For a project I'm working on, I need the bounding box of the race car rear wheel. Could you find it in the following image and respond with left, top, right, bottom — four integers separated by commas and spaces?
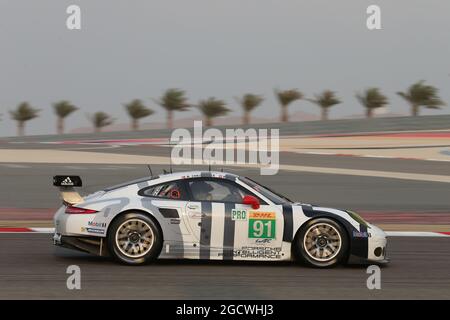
108, 212, 162, 265
294, 218, 348, 268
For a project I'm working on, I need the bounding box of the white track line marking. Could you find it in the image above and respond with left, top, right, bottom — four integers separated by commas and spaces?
386, 231, 450, 237
0, 164, 30, 168
30, 228, 55, 233
426, 158, 450, 162
297, 151, 450, 162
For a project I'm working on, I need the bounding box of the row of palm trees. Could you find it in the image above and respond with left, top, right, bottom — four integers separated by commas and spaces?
3, 81, 446, 136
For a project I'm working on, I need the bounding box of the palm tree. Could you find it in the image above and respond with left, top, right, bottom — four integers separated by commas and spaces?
124, 99, 154, 131
236, 94, 264, 125
275, 89, 303, 122
307, 90, 341, 120
198, 98, 230, 126
356, 88, 389, 118
155, 88, 190, 129
53, 100, 78, 134
89, 112, 114, 133
397, 81, 445, 116
9, 102, 40, 136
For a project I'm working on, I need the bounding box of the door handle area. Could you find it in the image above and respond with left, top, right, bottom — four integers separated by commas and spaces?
188, 211, 205, 218
187, 204, 199, 210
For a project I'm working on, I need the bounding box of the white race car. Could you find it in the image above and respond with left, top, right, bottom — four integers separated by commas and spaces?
52, 171, 388, 267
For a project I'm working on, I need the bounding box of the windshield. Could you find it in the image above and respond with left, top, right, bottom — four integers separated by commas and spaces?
240, 177, 293, 205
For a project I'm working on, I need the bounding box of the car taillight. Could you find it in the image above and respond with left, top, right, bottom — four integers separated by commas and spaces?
65, 206, 98, 214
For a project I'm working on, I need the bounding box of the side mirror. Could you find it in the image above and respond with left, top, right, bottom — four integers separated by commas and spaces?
243, 195, 260, 210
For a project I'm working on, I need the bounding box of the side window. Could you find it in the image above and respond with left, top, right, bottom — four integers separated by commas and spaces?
187, 179, 256, 203
140, 181, 185, 200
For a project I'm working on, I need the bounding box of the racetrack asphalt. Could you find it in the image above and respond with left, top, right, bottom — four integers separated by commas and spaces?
0, 234, 449, 299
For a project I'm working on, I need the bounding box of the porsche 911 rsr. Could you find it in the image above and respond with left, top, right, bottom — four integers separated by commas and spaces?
52, 171, 388, 267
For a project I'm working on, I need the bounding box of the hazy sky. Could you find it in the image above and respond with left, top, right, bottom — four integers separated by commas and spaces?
1, 0, 449, 136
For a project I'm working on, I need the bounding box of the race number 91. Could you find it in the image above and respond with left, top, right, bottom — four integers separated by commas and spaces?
248, 212, 276, 239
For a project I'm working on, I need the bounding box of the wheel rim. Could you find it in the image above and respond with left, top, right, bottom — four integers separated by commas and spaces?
115, 219, 155, 258
303, 222, 342, 262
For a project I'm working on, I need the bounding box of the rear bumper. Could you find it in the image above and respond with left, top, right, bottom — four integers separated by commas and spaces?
53, 233, 108, 256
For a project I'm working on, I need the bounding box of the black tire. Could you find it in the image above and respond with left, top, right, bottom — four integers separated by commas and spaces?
107, 212, 163, 265
293, 217, 348, 268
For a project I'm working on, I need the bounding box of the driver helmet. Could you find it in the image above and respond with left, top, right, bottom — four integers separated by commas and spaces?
190, 181, 214, 201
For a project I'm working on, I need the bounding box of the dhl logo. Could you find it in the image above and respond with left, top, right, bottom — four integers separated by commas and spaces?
249, 211, 276, 220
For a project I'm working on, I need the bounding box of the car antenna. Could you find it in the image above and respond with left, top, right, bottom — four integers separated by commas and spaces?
169, 137, 173, 174
147, 165, 154, 177
208, 162, 211, 172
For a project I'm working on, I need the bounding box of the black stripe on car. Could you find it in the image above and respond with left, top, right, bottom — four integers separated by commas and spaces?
199, 202, 212, 260
352, 224, 369, 259
282, 204, 293, 242
223, 203, 236, 260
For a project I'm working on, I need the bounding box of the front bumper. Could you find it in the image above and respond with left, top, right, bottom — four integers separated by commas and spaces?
347, 223, 389, 265
367, 224, 388, 262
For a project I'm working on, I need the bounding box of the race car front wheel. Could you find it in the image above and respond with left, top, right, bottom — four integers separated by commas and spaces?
108, 212, 163, 265
294, 218, 348, 268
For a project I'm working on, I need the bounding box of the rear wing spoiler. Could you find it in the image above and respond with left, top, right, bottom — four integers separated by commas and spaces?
53, 175, 84, 205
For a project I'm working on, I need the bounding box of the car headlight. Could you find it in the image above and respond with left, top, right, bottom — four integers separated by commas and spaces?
346, 210, 369, 228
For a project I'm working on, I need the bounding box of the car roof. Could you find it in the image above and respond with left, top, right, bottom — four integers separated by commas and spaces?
103, 170, 239, 192
160, 170, 239, 181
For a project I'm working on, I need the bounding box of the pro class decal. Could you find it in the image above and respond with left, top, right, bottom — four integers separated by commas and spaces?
231, 209, 247, 221
248, 211, 276, 239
